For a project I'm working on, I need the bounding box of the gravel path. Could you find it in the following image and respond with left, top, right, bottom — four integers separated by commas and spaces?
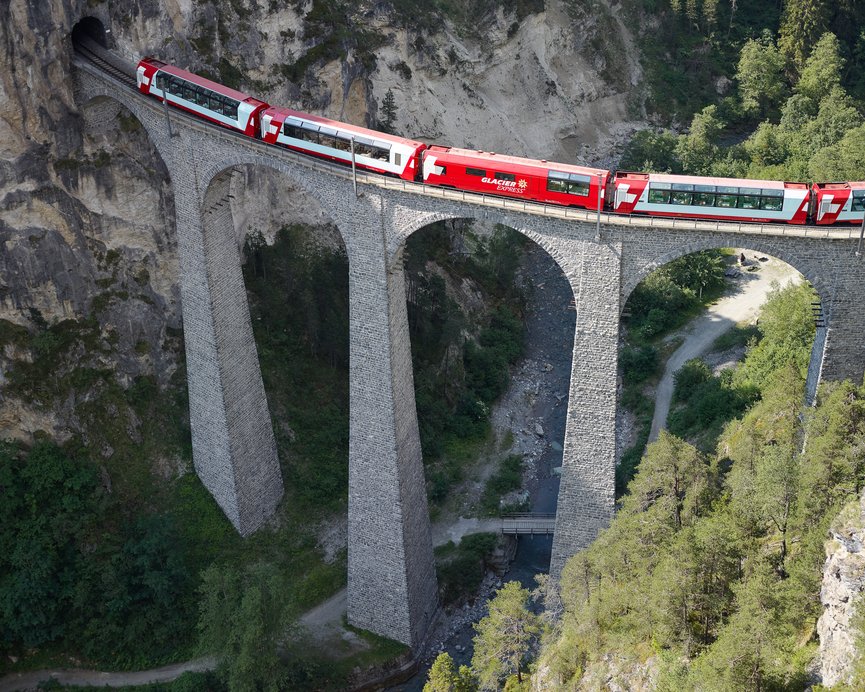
648, 253, 802, 442
0, 658, 216, 692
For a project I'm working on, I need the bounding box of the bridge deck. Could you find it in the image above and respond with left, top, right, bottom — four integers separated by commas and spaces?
500, 513, 556, 535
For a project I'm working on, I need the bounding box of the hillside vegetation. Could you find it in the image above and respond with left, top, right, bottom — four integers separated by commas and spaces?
622, 1, 865, 182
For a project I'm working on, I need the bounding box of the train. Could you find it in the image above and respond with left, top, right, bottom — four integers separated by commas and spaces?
136, 57, 865, 227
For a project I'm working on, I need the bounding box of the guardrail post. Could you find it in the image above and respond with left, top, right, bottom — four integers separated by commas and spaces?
856, 214, 865, 257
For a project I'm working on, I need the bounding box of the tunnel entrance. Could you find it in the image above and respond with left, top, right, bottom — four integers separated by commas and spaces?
71, 17, 110, 49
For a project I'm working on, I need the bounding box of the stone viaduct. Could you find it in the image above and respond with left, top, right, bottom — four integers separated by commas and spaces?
71, 42, 865, 648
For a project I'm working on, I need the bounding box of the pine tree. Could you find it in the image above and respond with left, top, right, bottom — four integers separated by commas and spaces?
779, 0, 831, 73
471, 581, 541, 690
379, 88, 397, 134
424, 652, 477, 691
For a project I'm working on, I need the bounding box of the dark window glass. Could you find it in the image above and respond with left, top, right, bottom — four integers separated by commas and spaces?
671, 183, 694, 191
852, 190, 865, 212
760, 196, 783, 211
394, 152, 402, 166
496, 172, 516, 182
670, 190, 693, 205
692, 192, 715, 206
332, 136, 351, 152
567, 180, 590, 196
547, 178, 568, 193
716, 194, 737, 208
648, 188, 670, 204
156, 73, 168, 90
467, 167, 486, 177
738, 195, 761, 209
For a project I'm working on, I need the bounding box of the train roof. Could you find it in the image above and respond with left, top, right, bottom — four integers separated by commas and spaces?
616, 171, 808, 190
428, 146, 609, 177
264, 107, 426, 149
153, 62, 263, 104
813, 181, 865, 190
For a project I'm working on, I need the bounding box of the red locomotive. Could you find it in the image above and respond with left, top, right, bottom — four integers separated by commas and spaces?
135, 56, 865, 228
421, 146, 608, 212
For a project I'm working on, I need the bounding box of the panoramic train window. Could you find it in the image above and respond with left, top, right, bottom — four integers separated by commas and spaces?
716, 186, 738, 208
852, 190, 865, 211
670, 184, 693, 205
546, 176, 568, 194
466, 167, 486, 177
548, 171, 590, 196
692, 185, 716, 206
647, 183, 671, 204
759, 189, 784, 211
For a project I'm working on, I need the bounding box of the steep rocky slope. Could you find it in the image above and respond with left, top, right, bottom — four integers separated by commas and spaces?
818, 493, 865, 687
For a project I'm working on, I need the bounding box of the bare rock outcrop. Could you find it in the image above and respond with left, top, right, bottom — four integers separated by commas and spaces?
818, 493, 865, 687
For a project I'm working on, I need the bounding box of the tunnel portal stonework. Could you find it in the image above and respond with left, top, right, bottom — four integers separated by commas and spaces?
74, 60, 865, 647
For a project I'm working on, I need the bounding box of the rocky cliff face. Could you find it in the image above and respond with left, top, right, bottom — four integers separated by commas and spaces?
818, 493, 865, 687
0, 0, 643, 444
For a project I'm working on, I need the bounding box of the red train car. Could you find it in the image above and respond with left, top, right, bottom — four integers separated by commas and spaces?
421, 146, 610, 211
260, 107, 426, 181
812, 181, 865, 225
136, 58, 267, 137
612, 172, 810, 224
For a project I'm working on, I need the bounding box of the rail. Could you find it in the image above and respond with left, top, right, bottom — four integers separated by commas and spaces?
71, 46, 862, 242
500, 513, 556, 536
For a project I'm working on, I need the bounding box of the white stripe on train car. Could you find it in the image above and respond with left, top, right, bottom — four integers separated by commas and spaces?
632, 189, 808, 220
274, 132, 410, 175
148, 82, 244, 130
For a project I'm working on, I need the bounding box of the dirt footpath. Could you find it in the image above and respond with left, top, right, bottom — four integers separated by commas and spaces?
648, 252, 802, 442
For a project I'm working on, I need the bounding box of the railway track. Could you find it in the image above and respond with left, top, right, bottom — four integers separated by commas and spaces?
72, 38, 137, 89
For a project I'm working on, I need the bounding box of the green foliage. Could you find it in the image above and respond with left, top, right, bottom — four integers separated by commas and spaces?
733, 281, 815, 392
471, 581, 541, 689
379, 88, 398, 134
668, 361, 753, 449
779, 0, 831, 73
736, 32, 788, 117
675, 105, 726, 175
424, 652, 478, 691
540, 277, 849, 685
197, 562, 292, 691
620, 344, 659, 385
0, 442, 195, 666
624, 251, 726, 342
796, 32, 844, 102
618, 129, 681, 173
405, 222, 526, 503
435, 533, 499, 606
480, 455, 524, 514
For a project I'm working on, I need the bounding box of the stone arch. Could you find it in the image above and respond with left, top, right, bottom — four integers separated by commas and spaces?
196, 156, 349, 252
396, 208, 579, 302
622, 237, 827, 311
71, 17, 110, 48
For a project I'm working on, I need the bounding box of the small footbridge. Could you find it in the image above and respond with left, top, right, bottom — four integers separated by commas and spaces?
500, 513, 557, 536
